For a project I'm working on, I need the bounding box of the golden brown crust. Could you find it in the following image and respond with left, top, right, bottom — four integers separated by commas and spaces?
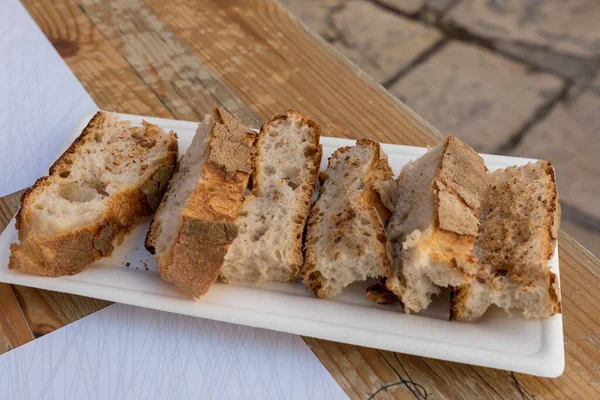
449, 286, 466, 321
156, 108, 256, 297
379, 136, 487, 309
549, 273, 562, 314
9, 112, 178, 276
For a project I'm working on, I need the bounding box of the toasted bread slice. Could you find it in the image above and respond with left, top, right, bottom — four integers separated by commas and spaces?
219, 110, 322, 283
451, 161, 561, 320
145, 108, 256, 298
301, 139, 393, 298
9, 112, 178, 276
385, 136, 488, 313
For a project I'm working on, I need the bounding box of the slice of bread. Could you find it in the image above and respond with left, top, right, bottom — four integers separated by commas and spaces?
301, 139, 393, 298
451, 161, 561, 320
385, 136, 488, 313
9, 112, 178, 276
145, 108, 256, 298
219, 110, 322, 283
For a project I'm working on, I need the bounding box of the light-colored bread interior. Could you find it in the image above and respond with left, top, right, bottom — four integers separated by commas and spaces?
302, 139, 393, 298
220, 111, 322, 283
10, 112, 178, 276
385, 141, 443, 311
27, 114, 175, 236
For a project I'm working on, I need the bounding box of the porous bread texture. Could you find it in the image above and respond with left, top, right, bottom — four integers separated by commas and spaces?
385, 136, 488, 313
451, 161, 561, 320
145, 108, 256, 298
9, 112, 178, 276
220, 110, 322, 283
475, 162, 560, 276
301, 139, 394, 298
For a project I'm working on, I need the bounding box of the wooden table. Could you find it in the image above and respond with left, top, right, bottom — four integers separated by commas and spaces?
1, 1, 599, 398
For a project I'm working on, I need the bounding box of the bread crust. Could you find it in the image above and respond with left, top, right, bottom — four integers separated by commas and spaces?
9, 112, 178, 276
150, 108, 256, 297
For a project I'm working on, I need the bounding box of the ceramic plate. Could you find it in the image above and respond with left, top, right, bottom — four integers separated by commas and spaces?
0, 113, 564, 377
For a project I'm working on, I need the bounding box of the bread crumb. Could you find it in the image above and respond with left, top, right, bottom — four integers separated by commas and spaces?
366, 284, 397, 305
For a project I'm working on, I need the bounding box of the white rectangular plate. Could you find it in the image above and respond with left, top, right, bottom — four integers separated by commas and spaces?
0, 113, 564, 377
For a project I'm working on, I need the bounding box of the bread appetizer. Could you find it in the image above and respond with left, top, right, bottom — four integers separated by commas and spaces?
145, 108, 256, 297
220, 110, 322, 283
385, 136, 488, 313
301, 139, 393, 298
9, 112, 178, 276
451, 161, 561, 320
383, 136, 561, 319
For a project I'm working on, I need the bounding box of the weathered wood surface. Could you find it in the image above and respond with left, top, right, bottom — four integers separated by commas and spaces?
1, 0, 599, 398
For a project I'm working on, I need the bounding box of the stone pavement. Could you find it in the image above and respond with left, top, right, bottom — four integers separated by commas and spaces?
280, 0, 600, 257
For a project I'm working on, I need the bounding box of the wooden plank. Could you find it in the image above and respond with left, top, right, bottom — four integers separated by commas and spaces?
22, 0, 172, 118
0, 190, 23, 230
76, 0, 262, 128
86, 0, 442, 146
0, 284, 34, 353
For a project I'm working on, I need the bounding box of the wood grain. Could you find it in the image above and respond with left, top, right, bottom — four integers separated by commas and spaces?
78, 0, 262, 127
0, 284, 34, 353
1, 0, 600, 398
22, 0, 172, 118
142, 0, 443, 146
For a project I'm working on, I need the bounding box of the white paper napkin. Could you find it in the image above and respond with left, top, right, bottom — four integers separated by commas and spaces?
0, 303, 348, 399
0, 0, 97, 197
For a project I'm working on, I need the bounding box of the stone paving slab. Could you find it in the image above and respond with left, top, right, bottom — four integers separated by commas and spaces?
560, 218, 600, 260
592, 73, 600, 93
378, 0, 456, 14
331, 1, 442, 83
278, 0, 341, 40
378, 0, 425, 14
447, 0, 600, 59
495, 41, 600, 83
389, 41, 562, 152
512, 90, 600, 222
